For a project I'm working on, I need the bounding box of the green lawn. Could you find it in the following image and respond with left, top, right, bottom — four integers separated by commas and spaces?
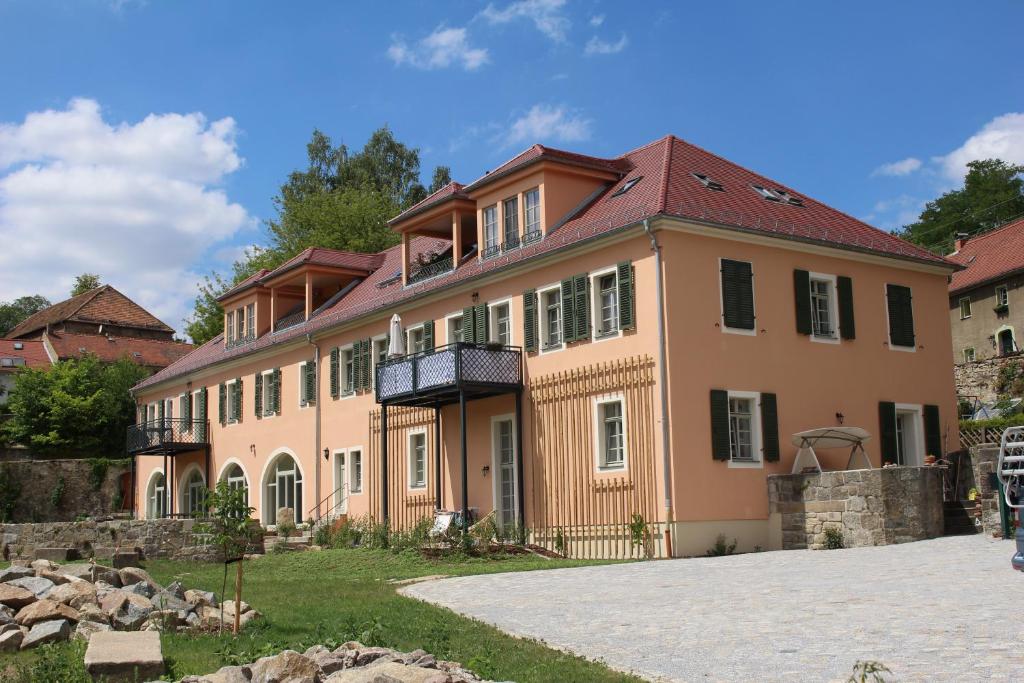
2, 549, 642, 682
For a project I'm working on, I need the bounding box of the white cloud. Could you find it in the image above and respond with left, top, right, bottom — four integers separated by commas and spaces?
865, 194, 924, 230
584, 33, 628, 56
871, 157, 922, 177
589, 14, 605, 27
388, 26, 488, 71
502, 104, 592, 148
479, 0, 570, 42
937, 112, 1024, 181
0, 98, 252, 336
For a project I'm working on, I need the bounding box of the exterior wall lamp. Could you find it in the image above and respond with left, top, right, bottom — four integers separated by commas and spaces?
323, 448, 330, 461
835, 412, 845, 425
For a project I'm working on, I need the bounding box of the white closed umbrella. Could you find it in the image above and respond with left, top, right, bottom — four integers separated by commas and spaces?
387, 314, 405, 358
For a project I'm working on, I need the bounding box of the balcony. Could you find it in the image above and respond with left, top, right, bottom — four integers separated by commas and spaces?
375, 342, 522, 407
127, 418, 210, 455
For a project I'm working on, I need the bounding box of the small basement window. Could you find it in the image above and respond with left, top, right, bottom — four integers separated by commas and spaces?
692, 173, 724, 191
610, 176, 643, 197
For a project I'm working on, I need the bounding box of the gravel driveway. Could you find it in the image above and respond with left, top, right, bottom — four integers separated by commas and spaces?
403, 535, 1024, 682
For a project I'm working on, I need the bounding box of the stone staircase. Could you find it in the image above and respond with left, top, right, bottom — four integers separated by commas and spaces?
943, 500, 981, 536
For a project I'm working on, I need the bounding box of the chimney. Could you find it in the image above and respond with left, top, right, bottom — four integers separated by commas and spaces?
954, 232, 970, 251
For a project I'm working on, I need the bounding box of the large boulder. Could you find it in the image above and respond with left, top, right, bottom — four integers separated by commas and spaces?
249, 649, 321, 683
304, 646, 347, 676
118, 566, 158, 590
21, 619, 71, 649
185, 589, 217, 608
47, 580, 98, 609
126, 581, 156, 599
7, 576, 55, 599
198, 665, 252, 683
37, 569, 72, 586
61, 563, 121, 586
73, 620, 113, 642
164, 580, 187, 600
0, 628, 23, 652
15, 599, 80, 627
324, 662, 451, 683
0, 566, 35, 582
30, 558, 59, 573
83, 631, 165, 681
78, 603, 110, 625
0, 584, 37, 609
222, 600, 251, 617
151, 589, 189, 612
0, 605, 15, 624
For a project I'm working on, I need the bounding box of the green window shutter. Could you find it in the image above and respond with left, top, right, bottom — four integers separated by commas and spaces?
572, 273, 590, 341
423, 320, 435, 351
560, 279, 575, 342
474, 304, 488, 343
617, 261, 635, 330
233, 378, 242, 423
197, 388, 207, 441
462, 307, 475, 343
352, 341, 364, 390
272, 368, 281, 414
710, 389, 731, 460
923, 404, 941, 457
330, 348, 340, 398
218, 383, 226, 425
793, 269, 812, 335
363, 339, 372, 389
886, 284, 915, 347
523, 289, 538, 352
255, 372, 263, 418
721, 259, 755, 330
760, 393, 780, 462
878, 401, 897, 465
305, 361, 316, 406
837, 276, 855, 340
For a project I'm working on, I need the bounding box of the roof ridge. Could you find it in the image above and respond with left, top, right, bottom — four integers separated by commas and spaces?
657, 135, 674, 213
959, 215, 1024, 247
618, 133, 675, 160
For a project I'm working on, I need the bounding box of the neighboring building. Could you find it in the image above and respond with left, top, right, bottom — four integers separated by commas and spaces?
948, 217, 1024, 364
129, 134, 959, 557
0, 339, 52, 407
6, 285, 191, 371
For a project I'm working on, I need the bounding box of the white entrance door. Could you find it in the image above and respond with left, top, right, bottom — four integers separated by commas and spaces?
492, 417, 517, 529
334, 451, 348, 513
895, 407, 923, 466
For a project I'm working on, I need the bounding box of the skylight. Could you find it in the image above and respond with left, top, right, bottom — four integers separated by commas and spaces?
610, 176, 643, 197
751, 184, 804, 206
751, 185, 781, 202
692, 173, 724, 191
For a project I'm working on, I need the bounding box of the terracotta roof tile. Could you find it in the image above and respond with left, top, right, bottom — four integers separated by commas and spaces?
389, 182, 469, 225
0, 339, 51, 369
948, 217, 1024, 294
47, 332, 192, 369
136, 134, 953, 391
7, 285, 174, 338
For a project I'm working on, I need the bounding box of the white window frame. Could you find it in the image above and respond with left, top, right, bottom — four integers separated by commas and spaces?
483, 204, 499, 255
407, 428, 428, 490
718, 257, 757, 337
524, 187, 541, 235
297, 359, 315, 409
538, 283, 564, 354
226, 378, 239, 425
164, 398, 173, 423
349, 448, 363, 494
590, 266, 623, 342
959, 297, 972, 320
260, 369, 276, 417
884, 283, 916, 353
489, 299, 513, 346
367, 334, 388, 389
894, 403, 925, 466
996, 285, 1009, 308
490, 413, 519, 529
963, 347, 976, 363
146, 469, 167, 520
180, 466, 207, 517
406, 323, 427, 354
593, 393, 628, 472
808, 272, 840, 344
192, 389, 203, 425
502, 196, 519, 248
235, 306, 245, 342
444, 311, 465, 345
726, 390, 763, 469
246, 302, 255, 338
997, 325, 1017, 355
339, 344, 356, 397
225, 310, 234, 343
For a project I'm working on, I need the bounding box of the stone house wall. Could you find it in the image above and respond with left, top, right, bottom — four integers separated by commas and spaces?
0, 518, 213, 562
954, 355, 1021, 406
950, 275, 1024, 364
768, 466, 945, 550
0, 456, 130, 523
970, 445, 1009, 537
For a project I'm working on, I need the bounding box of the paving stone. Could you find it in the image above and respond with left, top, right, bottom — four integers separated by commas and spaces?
84, 630, 164, 681
21, 619, 70, 648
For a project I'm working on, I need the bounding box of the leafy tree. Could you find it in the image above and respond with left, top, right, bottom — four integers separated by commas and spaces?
902, 159, 1024, 253
429, 165, 452, 193
0, 295, 50, 336
71, 273, 102, 296
1, 355, 148, 454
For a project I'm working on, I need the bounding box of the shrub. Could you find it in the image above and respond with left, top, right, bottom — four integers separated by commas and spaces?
706, 533, 737, 557
848, 660, 891, 683
824, 526, 844, 549
13, 641, 90, 682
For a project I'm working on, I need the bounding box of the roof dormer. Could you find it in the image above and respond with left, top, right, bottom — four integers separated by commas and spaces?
388, 183, 478, 287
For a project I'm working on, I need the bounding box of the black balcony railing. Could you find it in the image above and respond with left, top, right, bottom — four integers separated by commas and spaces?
407, 255, 454, 285
127, 418, 210, 455
375, 342, 522, 406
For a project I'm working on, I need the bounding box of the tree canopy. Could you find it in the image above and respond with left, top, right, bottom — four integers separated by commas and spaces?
0, 295, 51, 337
1, 355, 149, 453
185, 126, 447, 345
71, 273, 102, 296
901, 159, 1024, 253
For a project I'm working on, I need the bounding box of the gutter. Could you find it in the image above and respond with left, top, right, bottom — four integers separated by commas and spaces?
643, 218, 674, 558
307, 333, 322, 522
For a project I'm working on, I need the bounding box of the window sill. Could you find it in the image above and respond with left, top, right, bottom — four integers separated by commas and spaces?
722, 325, 757, 336
810, 333, 840, 345
598, 463, 626, 472
887, 343, 917, 353
727, 458, 763, 469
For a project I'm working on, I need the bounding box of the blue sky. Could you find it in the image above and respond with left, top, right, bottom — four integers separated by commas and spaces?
1, 0, 1022, 334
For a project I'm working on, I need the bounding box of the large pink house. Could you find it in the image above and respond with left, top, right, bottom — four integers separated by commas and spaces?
130, 135, 959, 557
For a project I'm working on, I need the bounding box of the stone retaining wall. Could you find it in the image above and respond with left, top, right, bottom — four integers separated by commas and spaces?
970, 445, 1007, 536
768, 466, 944, 550
955, 355, 1020, 405
0, 457, 130, 522
0, 518, 216, 562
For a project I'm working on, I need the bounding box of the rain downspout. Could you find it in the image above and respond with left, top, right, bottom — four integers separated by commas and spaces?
307, 333, 322, 523
644, 217, 674, 558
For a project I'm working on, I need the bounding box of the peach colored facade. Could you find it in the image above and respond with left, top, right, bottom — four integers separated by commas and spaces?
131, 138, 959, 557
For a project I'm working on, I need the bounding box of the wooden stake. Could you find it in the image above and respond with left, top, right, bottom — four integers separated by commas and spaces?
233, 560, 243, 635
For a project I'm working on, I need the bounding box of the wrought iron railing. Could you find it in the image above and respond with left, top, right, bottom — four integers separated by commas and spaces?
375, 342, 522, 403
407, 255, 454, 285
126, 418, 210, 454
225, 333, 256, 350
502, 235, 521, 252
481, 244, 501, 260
522, 229, 542, 244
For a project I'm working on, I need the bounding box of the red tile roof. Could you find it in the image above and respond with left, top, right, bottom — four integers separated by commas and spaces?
136, 134, 953, 392
389, 182, 469, 226
219, 249, 387, 302
47, 331, 192, 368
218, 269, 270, 302
0, 339, 51, 369
462, 144, 629, 193
7, 285, 174, 338
948, 217, 1024, 294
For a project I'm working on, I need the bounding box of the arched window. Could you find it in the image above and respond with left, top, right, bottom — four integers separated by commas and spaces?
183, 470, 206, 517
222, 463, 249, 517
264, 454, 303, 526
147, 472, 166, 519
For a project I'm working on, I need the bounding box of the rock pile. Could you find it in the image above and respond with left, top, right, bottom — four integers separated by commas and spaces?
0, 559, 260, 650
176, 641, 501, 683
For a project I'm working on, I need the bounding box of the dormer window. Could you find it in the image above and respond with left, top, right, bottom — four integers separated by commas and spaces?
692, 173, 724, 191
483, 205, 500, 258
524, 188, 541, 242
610, 176, 643, 198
